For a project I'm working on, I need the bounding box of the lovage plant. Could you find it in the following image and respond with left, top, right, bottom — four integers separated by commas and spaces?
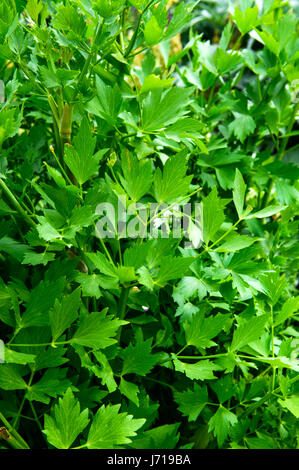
0, 0, 298, 450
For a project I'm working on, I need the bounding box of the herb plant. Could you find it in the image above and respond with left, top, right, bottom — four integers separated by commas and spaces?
0, 0, 298, 450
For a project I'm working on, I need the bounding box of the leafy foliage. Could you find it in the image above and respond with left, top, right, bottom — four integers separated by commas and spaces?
0, 0, 298, 451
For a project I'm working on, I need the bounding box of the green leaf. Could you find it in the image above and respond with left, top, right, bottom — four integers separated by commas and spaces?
210, 376, 236, 404
87, 251, 118, 278
163, 1, 193, 40
0, 236, 31, 262
144, 15, 163, 46
43, 388, 89, 449
119, 153, 152, 201
141, 87, 192, 132
64, 117, 108, 185
155, 256, 194, 286
90, 77, 122, 126
128, 423, 180, 449
4, 347, 36, 365
278, 396, 299, 418
0, 364, 27, 390
233, 169, 246, 218
27, 369, 72, 404
119, 377, 140, 406
233, 5, 259, 35
74, 273, 102, 299
215, 233, 258, 252
172, 356, 221, 381
246, 205, 287, 219
174, 384, 208, 421
21, 277, 65, 327
277, 13, 297, 52
50, 288, 81, 343
121, 330, 159, 376
86, 404, 145, 448
208, 406, 238, 447
260, 272, 287, 306
93, 350, 118, 393
202, 186, 226, 245
230, 315, 267, 352
153, 150, 192, 203
140, 74, 174, 94
229, 114, 256, 143
22, 251, 56, 266
184, 312, 229, 349
53, 2, 87, 36
274, 297, 299, 327
71, 310, 127, 350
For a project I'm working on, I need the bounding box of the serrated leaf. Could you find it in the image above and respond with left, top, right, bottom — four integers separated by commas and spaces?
128, 423, 180, 449
71, 310, 127, 349
210, 375, 236, 404
215, 233, 258, 252
202, 186, 226, 245
22, 251, 56, 266
233, 5, 259, 35
64, 118, 108, 185
278, 396, 299, 418
121, 330, 159, 376
0, 364, 27, 390
4, 348, 36, 365
119, 377, 139, 406
274, 297, 299, 326
208, 406, 238, 447
229, 114, 256, 142
21, 277, 65, 327
0, 236, 31, 262
144, 15, 163, 46
119, 153, 152, 202
172, 356, 221, 381
230, 315, 267, 352
86, 404, 145, 448
93, 350, 118, 393
27, 368, 72, 404
153, 150, 192, 203
142, 87, 192, 133
246, 205, 287, 219
50, 288, 81, 343
43, 388, 89, 449
53, 2, 87, 36
174, 384, 208, 421
233, 169, 246, 218
184, 312, 229, 349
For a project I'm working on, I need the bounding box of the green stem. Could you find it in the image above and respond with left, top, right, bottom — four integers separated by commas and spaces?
116, 286, 130, 342
124, 0, 158, 59
147, 187, 202, 226
72, 19, 104, 103
240, 374, 299, 419
13, 370, 35, 429
125, 14, 142, 58
178, 353, 229, 360
277, 102, 299, 161
29, 401, 43, 433
99, 237, 116, 266
0, 177, 36, 228
0, 411, 30, 449
197, 217, 243, 259
269, 304, 276, 391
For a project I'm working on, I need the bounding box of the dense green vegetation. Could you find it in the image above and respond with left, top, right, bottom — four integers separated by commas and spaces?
0, 0, 298, 450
